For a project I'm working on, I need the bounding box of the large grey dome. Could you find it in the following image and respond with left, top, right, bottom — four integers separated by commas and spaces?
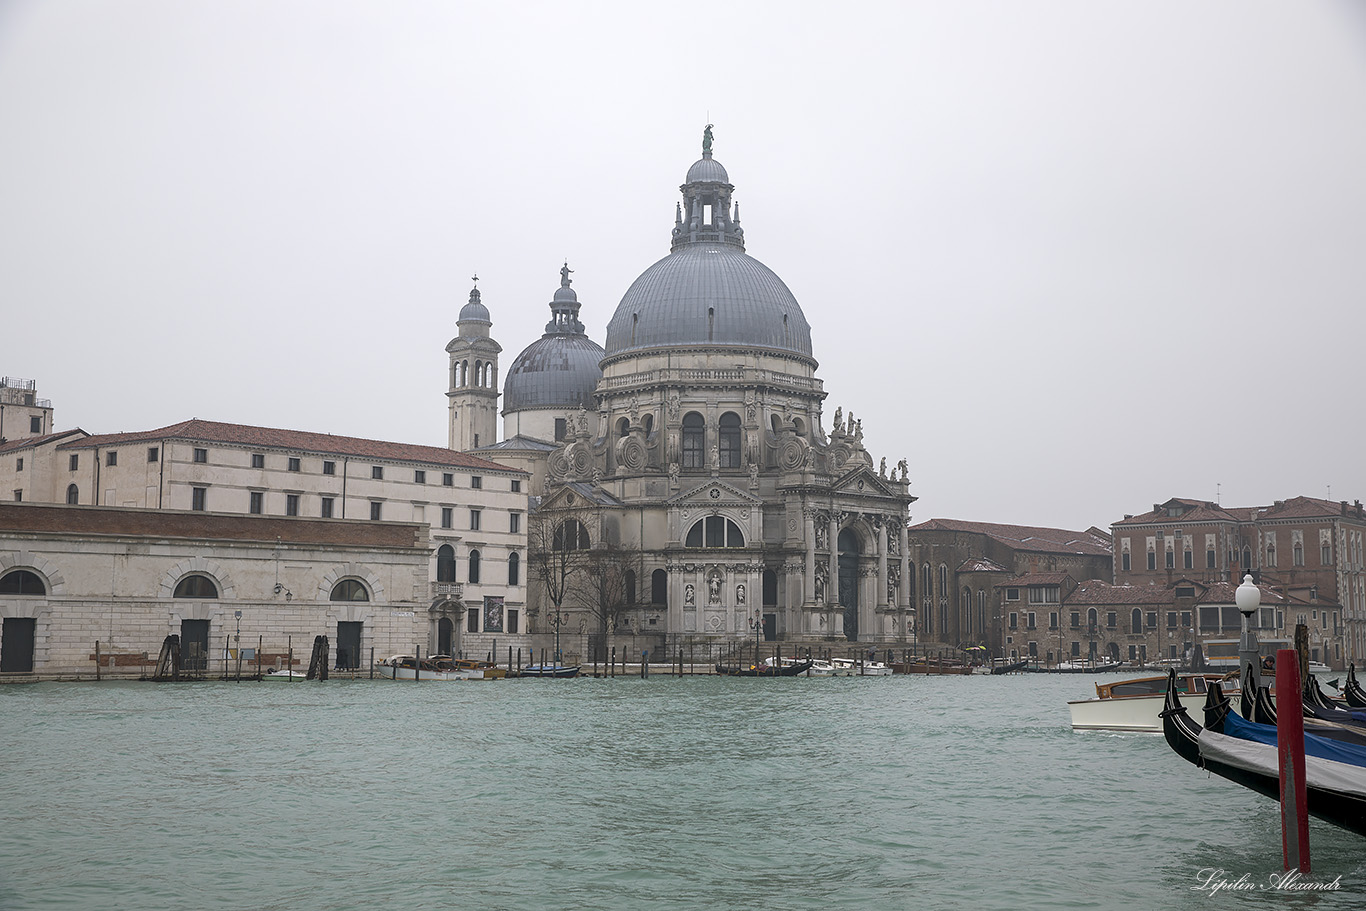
503, 334, 605, 412
502, 264, 606, 413
685, 156, 729, 184
604, 244, 813, 361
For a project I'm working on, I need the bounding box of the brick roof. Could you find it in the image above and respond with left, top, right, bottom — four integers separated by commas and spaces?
56, 419, 526, 474
957, 556, 1010, 573
1066, 580, 1174, 606
1258, 495, 1366, 521
0, 502, 425, 548
1115, 495, 1366, 527
910, 518, 1111, 556
1113, 498, 1242, 527
1000, 572, 1072, 587
0, 429, 87, 454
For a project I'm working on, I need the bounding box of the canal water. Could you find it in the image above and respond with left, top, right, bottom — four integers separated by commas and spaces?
1, 673, 1361, 911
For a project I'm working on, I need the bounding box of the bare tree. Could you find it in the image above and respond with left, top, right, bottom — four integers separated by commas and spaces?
527, 512, 590, 630
570, 543, 642, 636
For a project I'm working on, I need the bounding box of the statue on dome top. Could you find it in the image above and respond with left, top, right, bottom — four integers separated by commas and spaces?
560, 262, 573, 287
702, 123, 714, 155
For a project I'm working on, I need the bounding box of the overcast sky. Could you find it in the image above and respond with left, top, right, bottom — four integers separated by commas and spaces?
2, 1, 1364, 532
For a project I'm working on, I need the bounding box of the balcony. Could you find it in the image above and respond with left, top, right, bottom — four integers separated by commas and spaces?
431, 581, 464, 601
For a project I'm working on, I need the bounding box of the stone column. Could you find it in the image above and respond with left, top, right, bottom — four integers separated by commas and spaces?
899, 522, 910, 608
876, 518, 887, 609
827, 512, 839, 607
805, 508, 816, 605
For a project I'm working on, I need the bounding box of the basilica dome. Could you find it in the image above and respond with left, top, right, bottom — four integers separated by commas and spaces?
603, 139, 813, 364
502, 265, 606, 413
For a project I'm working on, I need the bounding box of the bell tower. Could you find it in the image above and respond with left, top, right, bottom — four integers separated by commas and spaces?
446, 277, 501, 451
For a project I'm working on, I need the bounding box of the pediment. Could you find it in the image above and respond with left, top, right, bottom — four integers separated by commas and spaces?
538, 481, 621, 511
668, 479, 763, 507
833, 467, 897, 498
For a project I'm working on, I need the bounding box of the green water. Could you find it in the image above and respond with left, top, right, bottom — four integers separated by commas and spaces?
1, 674, 1361, 911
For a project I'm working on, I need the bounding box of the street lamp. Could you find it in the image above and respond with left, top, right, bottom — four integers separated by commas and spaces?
1236, 573, 1261, 689
233, 610, 243, 681
749, 610, 763, 670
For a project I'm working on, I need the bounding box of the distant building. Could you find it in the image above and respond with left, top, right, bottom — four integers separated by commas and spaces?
1113, 496, 1361, 666
906, 518, 1112, 655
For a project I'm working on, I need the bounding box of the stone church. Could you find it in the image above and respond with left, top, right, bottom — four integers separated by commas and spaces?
446, 129, 915, 654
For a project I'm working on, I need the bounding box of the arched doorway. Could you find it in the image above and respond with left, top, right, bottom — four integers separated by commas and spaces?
838, 528, 860, 640
438, 615, 454, 655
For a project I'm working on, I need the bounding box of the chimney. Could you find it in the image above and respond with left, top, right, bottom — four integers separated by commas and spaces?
1342, 501, 1349, 516
1274, 500, 1284, 509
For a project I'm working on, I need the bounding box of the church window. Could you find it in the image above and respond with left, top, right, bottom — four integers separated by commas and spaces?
651, 569, 667, 605
508, 552, 520, 586
0, 570, 46, 595
554, 519, 590, 551
682, 412, 705, 468
718, 412, 742, 468
174, 574, 218, 599
330, 579, 369, 602
685, 516, 744, 548
468, 550, 480, 583
65, 484, 78, 505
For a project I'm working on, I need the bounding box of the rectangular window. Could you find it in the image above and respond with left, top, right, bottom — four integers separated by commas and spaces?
249, 491, 263, 514
414, 470, 426, 484
467, 607, 479, 633
470, 509, 481, 530
251, 453, 265, 469
1165, 550, 1174, 569
554, 418, 567, 442
191, 487, 206, 511
507, 609, 519, 634
323, 461, 336, 476
1207, 549, 1216, 569
1070, 612, 1080, 629
1026, 612, 1036, 630
146, 447, 158, 462
286, 494, 299, 516
15, 458, 22, 472
1071, 641, 1080, 657
1005, 588, 1020, 602
1049, 612, 1058, 630
69, 453, 79, 471
1183, 550, 1193, 569
12, 490, 21, 502
1175, 586, 1196, 598
321, 497, 334, 518
1146, 611, 1157, 628
443, 473, 454, 487
194, 448, 207, 463
370, 501, 382, 520
1008, 612, 1017, 629
471, 476, 481, 489
288, 457, 301, 472
371, 466, 384, 480
1107, 612, 1117, 629
1147, 552, 1156, 570
1181, 611, 1191, 628
106, 450, 118, 467
441, 507, 453, 529
1121, 552, 1130, 571
29, 415, 41, 433
511, 479, 521, 493
1323, 544, 1332, 564
510, 513, 521, 533
1167, 612, 1177, 628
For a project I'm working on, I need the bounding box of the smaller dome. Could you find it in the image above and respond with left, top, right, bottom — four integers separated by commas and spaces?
686, 155, 729, 185
553, 284, 578, 304
503, 334, 605, 412
459, 284, 490, 324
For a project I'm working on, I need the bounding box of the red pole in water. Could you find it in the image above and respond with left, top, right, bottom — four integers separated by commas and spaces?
1276, 648, 1310, 872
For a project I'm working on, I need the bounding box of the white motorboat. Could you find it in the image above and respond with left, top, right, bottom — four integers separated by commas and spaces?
829, 657, 893, 677
1068, 673, 1239, 733
764, 656, 837, 676
374, 655, 480, 681
262, 667, 307, 681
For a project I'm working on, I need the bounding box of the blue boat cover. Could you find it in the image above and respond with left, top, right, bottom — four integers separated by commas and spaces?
1222, 710, 1366, 769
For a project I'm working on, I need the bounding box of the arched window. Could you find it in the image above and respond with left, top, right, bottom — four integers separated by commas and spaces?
0, 569, 46, 595
174, 575, 218, 599
1088, 607, 1098, 629
718, 412, 742, 468
625, 569, 637, 605
643, 414, 654, 437
685, 516, 744, 548
330, 579, 369, 602
763, 569, 778, 605
1266, 544, 1276, 567
962, 587, 972, 636
682, 412, 705, 469
437, 544, 457, 582
553, 519, 590, 551
468, 549, 481, 584
617, 417, 630, 439
792, 417, 807, 437
66, 484, 79, 505
651, 568, 667, 605
508, 551, 520, 586
1131, 608, 1142, 634
923, 564, 933, 599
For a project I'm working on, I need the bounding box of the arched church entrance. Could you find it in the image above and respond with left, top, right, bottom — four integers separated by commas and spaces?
838, 528, 860, 641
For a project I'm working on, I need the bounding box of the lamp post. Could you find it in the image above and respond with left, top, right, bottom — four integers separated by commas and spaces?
233, 610, 243, 682
749, 610, 763, 669
1236, 573, 1262, 689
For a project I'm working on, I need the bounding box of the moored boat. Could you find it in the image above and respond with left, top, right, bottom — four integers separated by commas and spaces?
1160, 669, 1366, 836
716, 659, 814, 677
262, 667, 307, 681
891, 658, 973, 675
517, 664, 581, 678
374, 655, 480, 681
1068, 672, 1238, 733
829, 657, 893, 676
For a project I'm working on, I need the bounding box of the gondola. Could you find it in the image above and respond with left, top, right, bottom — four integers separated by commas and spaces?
1159, 669, 1366, 837
1346, 664, 1366, 709
1238, 663, 1366, 745
715, 660, 814, 677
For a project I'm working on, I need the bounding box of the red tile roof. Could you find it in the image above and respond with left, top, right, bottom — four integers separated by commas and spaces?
1113, 498, 1242, 526
910, 518, 1111, 556
958, 556, 1010, 573
56, 419, 525, 474
1000, 572, 1072, 587
1066, 580, 1174, 606
0, 429, 87, 454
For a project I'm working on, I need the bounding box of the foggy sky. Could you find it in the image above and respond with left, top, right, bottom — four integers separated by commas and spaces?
2, 1, 1364, 533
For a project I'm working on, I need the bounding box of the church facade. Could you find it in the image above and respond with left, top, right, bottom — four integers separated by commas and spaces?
461, 131, 916, 656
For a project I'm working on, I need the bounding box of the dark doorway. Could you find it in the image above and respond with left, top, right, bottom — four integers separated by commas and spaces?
438, 616, 454, 655
762, 613, 776, 642
1, 617, 36, 672
337, 621, 363, 669
181, 619, 210, 672
838, 528, 860, 641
